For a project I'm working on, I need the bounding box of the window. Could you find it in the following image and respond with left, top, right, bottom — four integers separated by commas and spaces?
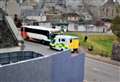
59, 39, 60, 42
25, 28, 49, 36
49, 33, 56, 39
61, 38, 65, 42
51, 39, 55, 43
70, 39, 72, 43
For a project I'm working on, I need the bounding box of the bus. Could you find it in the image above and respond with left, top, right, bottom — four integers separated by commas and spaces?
21, 25, 61, 44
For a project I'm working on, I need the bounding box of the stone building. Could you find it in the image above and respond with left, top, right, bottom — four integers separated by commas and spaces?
82, 0, 120, 19
0, 0, 20, 17
0, 0, 5, 10
62, 13, 80, 22
0, 0, 38, 18
0, 8, 18, 48
84, 0, 106, 6
43, 0, 66, 7
18, 0, 39, 6
99, 0, 120, 19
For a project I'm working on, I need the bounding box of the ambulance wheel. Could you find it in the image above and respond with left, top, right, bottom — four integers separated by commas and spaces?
60, 48, 63, 51
76, 49, 79, 53
71, 50, 75, 53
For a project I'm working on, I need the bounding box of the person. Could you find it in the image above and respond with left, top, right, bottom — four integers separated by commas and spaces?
14, 14, 18, 22
14, 14, 22, 28
84, 35, 88, 42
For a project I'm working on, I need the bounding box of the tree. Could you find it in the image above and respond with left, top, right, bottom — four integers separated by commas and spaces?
111, 16, 120, 41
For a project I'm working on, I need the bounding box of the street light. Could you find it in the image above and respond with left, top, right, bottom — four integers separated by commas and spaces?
5, 0, 9, 12
17, 0, 23, 17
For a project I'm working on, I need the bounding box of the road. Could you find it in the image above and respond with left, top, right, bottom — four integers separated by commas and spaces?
85, 57, 120, 82
24, 41, 58, 55
24, 41, 120, 82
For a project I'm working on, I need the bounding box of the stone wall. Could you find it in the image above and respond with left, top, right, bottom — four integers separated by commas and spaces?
0, 21, 17, 48
112, 43, 120, 61
0, 8, 18, 48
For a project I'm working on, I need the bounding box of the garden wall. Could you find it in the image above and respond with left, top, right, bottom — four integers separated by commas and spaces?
112, 43, 120, 61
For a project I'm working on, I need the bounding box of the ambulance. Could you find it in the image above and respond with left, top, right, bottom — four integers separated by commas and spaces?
49, 35, 80, 52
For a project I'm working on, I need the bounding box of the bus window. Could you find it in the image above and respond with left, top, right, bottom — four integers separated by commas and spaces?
25, 28, 49, 36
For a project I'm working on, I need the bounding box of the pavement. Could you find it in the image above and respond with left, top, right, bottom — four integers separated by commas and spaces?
80, 47, 120, 66
80, 47, 120, 82
85, 53, 120, 66
85, 57, 120, 82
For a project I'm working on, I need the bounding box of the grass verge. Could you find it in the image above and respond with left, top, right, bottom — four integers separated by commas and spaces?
64, 32, 117, 57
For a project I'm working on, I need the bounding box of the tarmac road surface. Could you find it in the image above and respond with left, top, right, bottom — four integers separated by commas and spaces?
85, 57, 120, 82
24, 41, 120, 82
24, 41, 58, 55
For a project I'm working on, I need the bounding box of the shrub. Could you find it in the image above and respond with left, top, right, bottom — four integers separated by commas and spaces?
111, 16, 120, 41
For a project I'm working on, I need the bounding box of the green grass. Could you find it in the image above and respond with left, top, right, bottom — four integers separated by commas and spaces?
89, 40, 113, 57
64, 32, 117, 57
95, 40, 112, 52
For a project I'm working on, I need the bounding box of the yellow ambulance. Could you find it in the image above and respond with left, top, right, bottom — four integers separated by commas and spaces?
49, 35, 80, 52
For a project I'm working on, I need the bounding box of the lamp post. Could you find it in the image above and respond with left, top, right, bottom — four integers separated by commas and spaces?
5, 0, 9, 12
18, 0, 23, 17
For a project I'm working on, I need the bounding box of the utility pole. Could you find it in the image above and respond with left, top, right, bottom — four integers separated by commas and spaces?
5, 0, 9, 12
37, 0, 46, 15
82, 0, 92, 36
16, 0, 25, 17
19, 0, 23, 17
